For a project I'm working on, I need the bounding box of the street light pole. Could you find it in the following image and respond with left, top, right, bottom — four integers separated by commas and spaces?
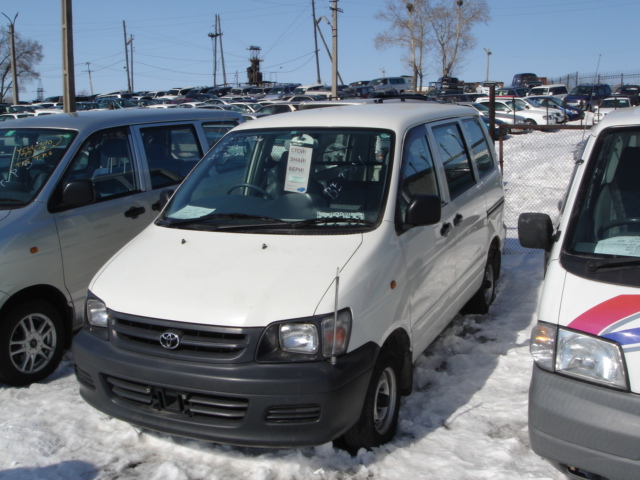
484, 48, 491, 81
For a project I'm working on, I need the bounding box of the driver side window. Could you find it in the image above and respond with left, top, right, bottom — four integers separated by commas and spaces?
397, 125, 440, 225
60, 128, 138, 203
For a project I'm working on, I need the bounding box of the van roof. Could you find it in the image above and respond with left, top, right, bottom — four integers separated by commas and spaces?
1, 108, 244, 131
231, 102, 477, 133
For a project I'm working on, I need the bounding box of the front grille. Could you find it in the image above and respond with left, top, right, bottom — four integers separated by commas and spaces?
110, 313, 262, 363
265, 405, 321, 424
106, 375, 248, 425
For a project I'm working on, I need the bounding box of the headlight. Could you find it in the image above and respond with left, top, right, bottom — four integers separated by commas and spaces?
556, 329, 627, 389
280, 323, 318, 354
530, 321, 628, 390
86, 296, 108, 327
257, 309, 352, 363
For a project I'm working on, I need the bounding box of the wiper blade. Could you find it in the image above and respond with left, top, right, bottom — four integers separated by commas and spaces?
292, 217, 374, 227
587, 257, 640, 271
163, 212, 286, 228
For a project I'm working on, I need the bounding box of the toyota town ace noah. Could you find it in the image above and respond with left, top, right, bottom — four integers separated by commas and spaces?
519, 107, 640, 480
0, 109, 243, 386
72, 102, 506, 452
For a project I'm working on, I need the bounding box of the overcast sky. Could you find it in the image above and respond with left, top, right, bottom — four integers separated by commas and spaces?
2, 0, 638, 99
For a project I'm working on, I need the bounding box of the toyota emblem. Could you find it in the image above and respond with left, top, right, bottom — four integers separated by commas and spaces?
159, 330, 182, 350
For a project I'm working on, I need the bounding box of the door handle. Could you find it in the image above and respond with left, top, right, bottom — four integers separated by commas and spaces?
440, 222, 452, 237
124, 206, 146, 219
453, 213, 463, 226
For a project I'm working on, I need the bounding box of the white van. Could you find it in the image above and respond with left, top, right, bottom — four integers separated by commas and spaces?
368, 76, 414, 93
519, 107, 640, 479
0, 109, 243, 386
73, 102, 506, 452
527, 84, 569, 98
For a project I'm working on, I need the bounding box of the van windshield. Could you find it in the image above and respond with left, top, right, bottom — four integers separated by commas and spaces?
564, 127, 640, 281
0, 128, 75, 208
158, 128, 394, 232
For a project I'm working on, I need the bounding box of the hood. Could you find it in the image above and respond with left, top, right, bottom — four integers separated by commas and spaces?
558, 272, 640, 343
91, 226, 363, 327
0, 210, 10, 223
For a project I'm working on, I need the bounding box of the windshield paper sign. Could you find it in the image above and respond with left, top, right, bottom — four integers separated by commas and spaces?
284, 145, 312, 193
568, 295, 640, 347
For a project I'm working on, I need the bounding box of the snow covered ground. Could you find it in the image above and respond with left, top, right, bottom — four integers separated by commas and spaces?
0, 124, 592, 480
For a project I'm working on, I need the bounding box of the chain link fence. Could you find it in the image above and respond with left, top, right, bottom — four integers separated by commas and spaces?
497, 124, 590, 253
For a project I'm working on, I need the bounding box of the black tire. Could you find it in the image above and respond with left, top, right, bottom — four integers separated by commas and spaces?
336, 350, 401, 454
0, 300, 65, 386
464, 252, 499, 315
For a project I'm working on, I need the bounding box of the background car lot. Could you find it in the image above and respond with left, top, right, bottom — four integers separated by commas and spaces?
0, 128, 577, 479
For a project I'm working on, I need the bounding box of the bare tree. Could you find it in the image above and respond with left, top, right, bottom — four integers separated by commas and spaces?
374, 0, 430, 91
429, 0, 489, 78
375, 0, 489, 88
0, 27, 43, 101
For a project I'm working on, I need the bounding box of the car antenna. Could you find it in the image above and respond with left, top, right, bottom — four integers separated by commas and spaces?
331, 267, 340, 365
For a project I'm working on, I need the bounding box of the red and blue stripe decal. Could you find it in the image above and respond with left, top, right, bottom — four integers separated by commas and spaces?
567, 295, 640, 346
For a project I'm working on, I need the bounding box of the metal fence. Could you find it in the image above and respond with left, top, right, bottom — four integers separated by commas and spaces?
496, 124, 590, 253
546, 69, 640, 90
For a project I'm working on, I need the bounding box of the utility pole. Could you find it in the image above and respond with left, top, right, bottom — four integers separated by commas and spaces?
330, 0, 341, 99
315, 16, 343, 85
123, 21, 131, 92
311, 0, 321, 84
85, 62, 94, 95
208, 21, 219, 86
61, 0, 76, 112
127, 35, 134, 92
2, 12, 19, 104
208, 15, 227, 87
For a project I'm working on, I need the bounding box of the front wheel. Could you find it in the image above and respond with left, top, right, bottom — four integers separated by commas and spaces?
0, 300, 65, 386
336, 350, 401, 454
464, 251, 499, 315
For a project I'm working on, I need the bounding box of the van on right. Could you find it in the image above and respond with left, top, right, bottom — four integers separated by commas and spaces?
519, 106, 640, 480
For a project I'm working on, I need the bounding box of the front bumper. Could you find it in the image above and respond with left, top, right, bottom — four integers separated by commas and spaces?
72, 327, 377, 448
529, 365, 640, 480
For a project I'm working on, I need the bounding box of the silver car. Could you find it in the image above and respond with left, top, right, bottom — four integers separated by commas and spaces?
0, 108, 243, 386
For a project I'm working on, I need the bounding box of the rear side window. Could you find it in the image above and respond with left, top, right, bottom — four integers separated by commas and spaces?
140, 125, 202, 189
462, 118, 495, 177
432, 122, 476, 198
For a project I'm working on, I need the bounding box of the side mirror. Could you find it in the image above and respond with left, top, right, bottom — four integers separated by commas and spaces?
153, 188, 175, 211
518, 212, 554, 251
405, 195, 441, 226
61, 179, 95, 208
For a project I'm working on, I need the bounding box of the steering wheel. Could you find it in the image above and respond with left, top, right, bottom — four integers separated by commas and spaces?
227, 183, 273, 200
598, 218, 640, 238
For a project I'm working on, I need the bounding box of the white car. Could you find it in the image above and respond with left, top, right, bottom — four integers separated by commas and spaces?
594, 96, 631, 123
470, 102, 530, 133
477, 97, 558, 125
73, 102, 506, 453
527, 84, 569, 98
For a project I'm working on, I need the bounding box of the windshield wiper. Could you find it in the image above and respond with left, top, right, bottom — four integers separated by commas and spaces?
291, 217, 374, 228
587, 257, 640, 271
162, 212, 287, 228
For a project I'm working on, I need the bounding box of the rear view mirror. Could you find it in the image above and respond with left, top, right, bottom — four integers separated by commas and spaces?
61, 179, 95, 208
405, 195, 441, 226
518, 212, 554, 251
